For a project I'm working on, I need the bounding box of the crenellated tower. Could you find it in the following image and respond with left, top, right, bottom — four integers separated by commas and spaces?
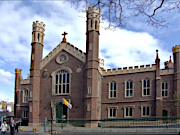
172, 45, 180, 116
29, 21, 45, 126
14, 68, 22, 117
85, 6, 100, 127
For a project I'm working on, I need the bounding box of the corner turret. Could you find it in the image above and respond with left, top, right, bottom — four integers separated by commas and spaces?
14, 68, 22, 116
85, 6, 101, 127
172, 45, 180, 116
29, 20, 46, 126
87, 6, 100, 32
32, 20, 45, 44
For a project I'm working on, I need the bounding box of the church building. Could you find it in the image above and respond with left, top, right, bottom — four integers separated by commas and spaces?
14, 7, 180, 127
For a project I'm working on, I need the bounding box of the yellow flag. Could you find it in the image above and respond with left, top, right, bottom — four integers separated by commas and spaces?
63, 98, 72, 109
2, 102, 5, 109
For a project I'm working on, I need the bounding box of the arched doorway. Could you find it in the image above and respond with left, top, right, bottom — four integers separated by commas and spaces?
162, 110, 168, 117
56, 102, 68, 123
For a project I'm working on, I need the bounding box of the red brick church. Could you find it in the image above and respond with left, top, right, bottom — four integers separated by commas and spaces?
14, 7, 180, 127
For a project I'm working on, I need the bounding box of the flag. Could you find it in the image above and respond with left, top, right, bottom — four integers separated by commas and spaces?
63, 98, 72, 109
2, 101, 5, 109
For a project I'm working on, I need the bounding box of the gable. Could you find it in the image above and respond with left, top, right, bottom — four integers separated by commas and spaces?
40, 42, 86, 69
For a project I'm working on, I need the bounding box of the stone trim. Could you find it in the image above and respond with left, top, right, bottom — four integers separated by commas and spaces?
16, 104, 29, 107
20, 79, 30, 84
102, 99, 155, 104
172, 45, 180, 53
156, 77, 161, 80
56, 53, 68, 64
40, 43, 86, 69
107, 106, 118, 118
160, 69, 174, 75
102, 64, 156, 76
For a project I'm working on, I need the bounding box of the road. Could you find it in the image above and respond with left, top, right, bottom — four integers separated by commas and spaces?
3, 131, 179, 135
59, 133, 179, 135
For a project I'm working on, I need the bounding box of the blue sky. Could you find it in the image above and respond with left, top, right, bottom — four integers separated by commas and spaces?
0, 1, 178, 102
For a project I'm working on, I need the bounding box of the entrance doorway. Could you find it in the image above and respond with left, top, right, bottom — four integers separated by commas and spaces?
56, 102, 68, 123
162, 110, 168, 117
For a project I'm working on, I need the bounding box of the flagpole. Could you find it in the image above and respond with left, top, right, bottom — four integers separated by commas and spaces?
61, 100, 63, 129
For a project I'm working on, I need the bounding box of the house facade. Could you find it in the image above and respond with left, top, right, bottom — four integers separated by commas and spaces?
14, 7, 180, 127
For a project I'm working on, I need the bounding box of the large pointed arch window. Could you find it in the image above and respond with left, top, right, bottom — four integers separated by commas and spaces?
55, 70, 70, 94
51, 67, 72, 95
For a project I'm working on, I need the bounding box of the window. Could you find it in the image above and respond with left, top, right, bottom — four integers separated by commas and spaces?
91, 19, 93, 28
162, 82, 168, 97
125, 107, 133, 117
142, 79, 150, 96
95, 20, 97, 29
55, 70, 70, 94
22, 110, 28, 118
142, 106, 150, 117
109, 82, 117, 98
108, 108, 117, 118
125, 80, 133, 97
23, 89, 29, 103
163, 110, 168, 117
37, 33, 40, 42
51, 67, 72, 95
87, 104, 91, 111
30, 106, 32, 113
30, 91, 32, 98
88, 86, 91, 94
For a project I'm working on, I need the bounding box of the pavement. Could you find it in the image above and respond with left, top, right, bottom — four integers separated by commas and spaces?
12, 126, 180, 134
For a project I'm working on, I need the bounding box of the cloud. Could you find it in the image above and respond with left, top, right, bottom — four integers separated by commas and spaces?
99, 22, 172, 69
0, 69, 14, 85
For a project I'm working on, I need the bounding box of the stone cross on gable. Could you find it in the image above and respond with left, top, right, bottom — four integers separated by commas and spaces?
62, 32, 68, 38
61, 31, 68, 43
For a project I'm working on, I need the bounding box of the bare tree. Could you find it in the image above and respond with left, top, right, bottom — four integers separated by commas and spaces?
62, 0, 180, 30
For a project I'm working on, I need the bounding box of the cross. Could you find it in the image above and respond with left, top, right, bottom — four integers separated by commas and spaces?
62, 32, 68, 39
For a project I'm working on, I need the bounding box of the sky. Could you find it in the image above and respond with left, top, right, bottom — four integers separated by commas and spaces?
0, 1, 179, 102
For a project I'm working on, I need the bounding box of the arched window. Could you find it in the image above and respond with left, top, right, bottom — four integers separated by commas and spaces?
95, 20, 97, 29
162, 82, 168, 97
142, 79, 150, 96
125, 80, 133, 97
55, 70, 70, 94
37, 33, 40, 42
91, 19, 93, 28
23, 89, 29, 103
109, 82, 117, 98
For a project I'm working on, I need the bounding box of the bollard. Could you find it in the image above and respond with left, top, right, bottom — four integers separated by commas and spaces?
20, 126, 24, 131
33, 128, 37, 132
44, 117, 47, 132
